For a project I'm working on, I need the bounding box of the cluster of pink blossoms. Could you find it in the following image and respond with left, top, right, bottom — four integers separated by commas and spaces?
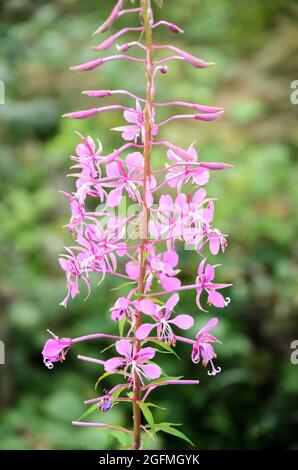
42, 0, 232, 447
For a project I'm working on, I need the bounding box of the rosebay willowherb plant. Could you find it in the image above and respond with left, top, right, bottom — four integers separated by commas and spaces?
42, 0, 233, 450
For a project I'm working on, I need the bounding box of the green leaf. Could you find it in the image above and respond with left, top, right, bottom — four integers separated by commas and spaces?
138, 401, 156, 437
146, 402, 166, 411
110, 281, 136, 292
95, 371, 122, 389
148, 376, 183, 386
148, 339, 181, 359
100, 343, 115, 354
156, 423, 194, 446
118, 315, 126, 337
76, 403, 98, 422
112, 385, 128, 399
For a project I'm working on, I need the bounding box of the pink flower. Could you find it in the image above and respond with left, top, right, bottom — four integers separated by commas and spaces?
58, 249, 91, 307
148, 250, 181, 291
205, 229, 228, 255
104, 152, 144, 207
166, 144, 209, 191
192, 317, 221, 376
196, 258, 231, 310
70, 134, 105, 205
112, 100, 158, 142
112, 100, 144, 142
110, 295, 136, 321
42, 331, 72, 369
136, 294, 194, 344
104, 340, 161, 383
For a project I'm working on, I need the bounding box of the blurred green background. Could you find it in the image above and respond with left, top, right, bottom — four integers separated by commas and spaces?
0, 0, 298, 450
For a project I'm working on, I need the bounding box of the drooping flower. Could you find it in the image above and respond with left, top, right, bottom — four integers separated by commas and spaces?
104, 340, 161, 383
192, 317, 221, 376
42, 331, 73, 369
136, 294, 194, 344
58, 249, 91, 307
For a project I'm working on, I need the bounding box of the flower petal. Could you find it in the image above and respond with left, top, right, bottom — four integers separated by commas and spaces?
208, 291, 226, 308
125, 261, 140, 280
107, 187, 123, 207
165, 293, 180, 312
136, 323, 156, 340
197, 317, 218, 337
169, 314, 194, 330
139, 299, 157, 316
135, 346, 155, 362
115, 340, 132, 358
160, 276, 181, 291
104, 357, 124, 372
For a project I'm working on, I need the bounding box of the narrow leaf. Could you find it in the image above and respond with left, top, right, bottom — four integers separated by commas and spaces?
148, 339, 181, 360
112, 385, 128, 399
156, 423, 194, 446
109, 430, 132, 448
119, 315, 126, 337
76, 403, 98, 422
138, 401, 156, 437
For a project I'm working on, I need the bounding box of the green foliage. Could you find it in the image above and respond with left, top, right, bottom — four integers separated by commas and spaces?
155, 423, 194, 447
139, 402, 157, 437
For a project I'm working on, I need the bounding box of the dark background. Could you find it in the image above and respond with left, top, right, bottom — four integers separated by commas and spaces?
0, 0, 298, 450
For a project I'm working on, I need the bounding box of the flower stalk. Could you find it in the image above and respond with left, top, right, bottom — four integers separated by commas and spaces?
132, 0, 155, 451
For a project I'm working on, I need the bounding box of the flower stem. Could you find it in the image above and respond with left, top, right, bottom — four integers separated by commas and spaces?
132, 0, 154, 451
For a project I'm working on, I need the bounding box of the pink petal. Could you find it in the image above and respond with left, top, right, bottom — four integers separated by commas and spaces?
197, 317, 219, 337
125, 261, 140, 280
135, 346, 155, 362
115, 340, 132, 358
163, 250, 179, 267
160, 276, 181, 291
159, 194, 173, 208
140, 363, 161, 380
165, 293, 180, 312
107, 187, 123, 207
126, 152, 144, 170
104, 357, 124, 372
193, 169, 209, 185
200, 342, 215, 363
122, 127, 138, 141
136, 323, 156, 340
205, 264, 215, 281
169, 314, 194, 330
198, 258, 206, 276
209, 238, 220, 255
208, 291, 226, 308
124, 109, 139, 124
187, 144, 198, 161
139, 299, 157, 315
106, 162, 120, 178
42, 339, 63, 359
193, 188, 207, 205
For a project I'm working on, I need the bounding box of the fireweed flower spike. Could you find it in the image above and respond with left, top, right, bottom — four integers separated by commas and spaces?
43, 0, 232, 450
